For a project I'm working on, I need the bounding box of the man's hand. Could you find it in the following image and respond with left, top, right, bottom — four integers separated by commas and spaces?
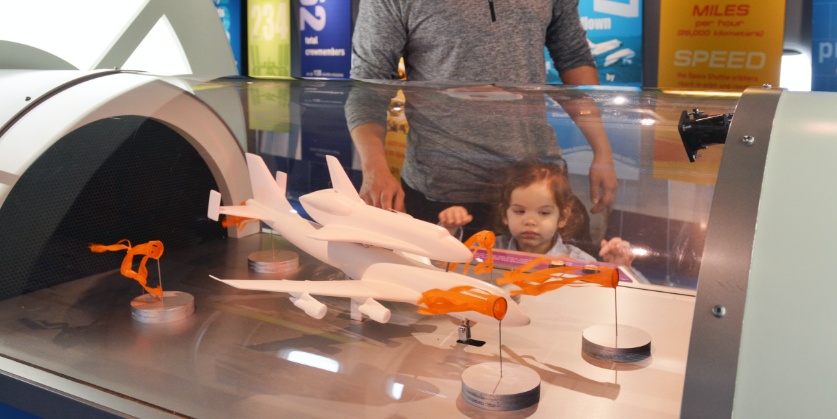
359, 165, 404, 212
588, 157, 617, 214
351, 122, 405, 211
558, 66, 618, 214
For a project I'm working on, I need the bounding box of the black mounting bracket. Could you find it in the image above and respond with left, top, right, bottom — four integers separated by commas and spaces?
678, 109, 734, 162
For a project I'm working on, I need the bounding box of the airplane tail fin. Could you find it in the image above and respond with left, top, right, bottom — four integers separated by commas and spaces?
208, 190, 222, 221
208, 153, 294, 223
246, 153, 293, 213
325, 155, 364, 204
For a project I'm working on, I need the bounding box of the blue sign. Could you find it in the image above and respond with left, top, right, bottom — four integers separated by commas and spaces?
297, 0, 353, 79
215, 0, 242, 75
813, 0, 837, 91
548, 0, 643, 86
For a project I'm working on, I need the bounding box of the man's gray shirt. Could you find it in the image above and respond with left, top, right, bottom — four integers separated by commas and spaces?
350, 0, 594, 83
346, 1, 594, 203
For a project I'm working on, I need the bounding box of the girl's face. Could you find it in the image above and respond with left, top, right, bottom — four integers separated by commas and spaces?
503, 180, 568, 254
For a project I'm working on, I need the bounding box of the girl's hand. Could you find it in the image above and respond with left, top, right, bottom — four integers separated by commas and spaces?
599, 237, 634, 266
438, 206, 473, 235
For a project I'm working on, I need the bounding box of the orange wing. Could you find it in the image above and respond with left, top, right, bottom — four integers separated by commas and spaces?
448, 230, 495, 275
497, 256, 618, 296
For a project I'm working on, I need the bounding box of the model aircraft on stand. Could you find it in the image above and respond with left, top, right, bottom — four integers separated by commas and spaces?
208, 153, 531, 328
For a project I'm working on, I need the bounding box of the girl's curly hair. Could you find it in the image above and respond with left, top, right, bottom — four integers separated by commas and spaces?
492, 160, 589, 244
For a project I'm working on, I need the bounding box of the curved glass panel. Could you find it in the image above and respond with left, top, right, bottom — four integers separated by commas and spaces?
0, 75, 741, 418
236, 79, 739, 290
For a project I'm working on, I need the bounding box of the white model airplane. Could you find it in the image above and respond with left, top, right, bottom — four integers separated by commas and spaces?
208, 153, 531, 327
588, 38, 622, 57
604, 48, 636, 67
299, 156, 473, 263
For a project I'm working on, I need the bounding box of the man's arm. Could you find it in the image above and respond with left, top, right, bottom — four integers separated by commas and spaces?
558, 66, 618, 214
349, 122, 405, 211
350, 0, 406, 81
559, 65, 600, 85
346, 0, 407, 211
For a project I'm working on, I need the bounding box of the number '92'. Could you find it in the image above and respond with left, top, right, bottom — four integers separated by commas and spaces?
300, 0, 326, 31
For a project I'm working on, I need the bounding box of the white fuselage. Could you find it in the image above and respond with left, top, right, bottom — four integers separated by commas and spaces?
300, 189, 473, 263
246, 199, 530, 326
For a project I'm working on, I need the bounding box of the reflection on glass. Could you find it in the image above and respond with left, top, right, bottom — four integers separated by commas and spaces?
281, 349, 340, 373
226, 79, 744, 290
389, 382, 405, 400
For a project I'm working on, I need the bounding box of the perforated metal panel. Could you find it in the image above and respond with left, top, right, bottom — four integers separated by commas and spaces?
0, 116, 224, 300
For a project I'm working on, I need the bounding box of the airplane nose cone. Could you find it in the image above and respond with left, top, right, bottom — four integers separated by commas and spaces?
444, 236, 475, 263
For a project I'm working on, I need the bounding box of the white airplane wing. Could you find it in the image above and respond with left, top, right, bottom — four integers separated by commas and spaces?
211, 276, 421, 303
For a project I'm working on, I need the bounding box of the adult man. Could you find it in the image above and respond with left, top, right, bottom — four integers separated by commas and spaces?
345, 1, 616, 232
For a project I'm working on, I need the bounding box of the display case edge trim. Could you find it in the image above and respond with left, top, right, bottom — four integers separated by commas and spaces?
680, 87, 783, 418
0, 355, 174, 418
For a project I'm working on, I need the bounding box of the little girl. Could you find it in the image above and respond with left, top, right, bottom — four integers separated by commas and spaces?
439, 160, 634, 266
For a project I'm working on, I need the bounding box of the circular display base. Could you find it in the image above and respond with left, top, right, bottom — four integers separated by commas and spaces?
248, 250, 299, 274
461, 362, 540, 411
131, 291, 195, 324
582, 324, 652, 363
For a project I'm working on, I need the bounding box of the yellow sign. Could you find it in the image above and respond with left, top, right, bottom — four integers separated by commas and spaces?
247, 81, 290, 132
658, 1, 786, 90
248, 0, 292, 79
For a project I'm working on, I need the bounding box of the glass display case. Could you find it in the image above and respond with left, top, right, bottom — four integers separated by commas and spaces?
1, 72, 834, 418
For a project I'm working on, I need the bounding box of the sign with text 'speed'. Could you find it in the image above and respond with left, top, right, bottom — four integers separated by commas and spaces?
657, 0, 786, 90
